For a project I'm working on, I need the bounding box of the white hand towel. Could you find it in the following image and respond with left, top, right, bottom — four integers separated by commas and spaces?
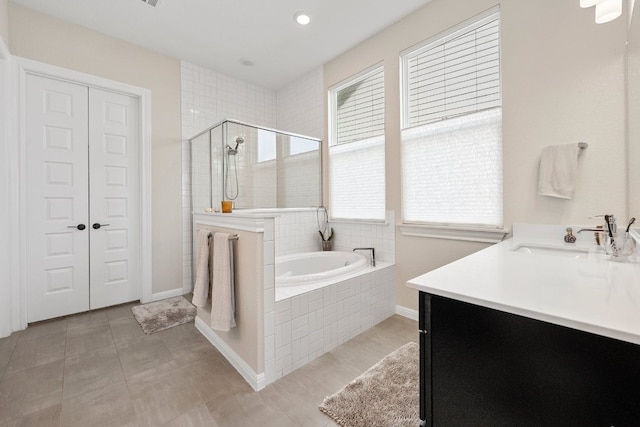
210, 232, 236, 331
537, 144, 581, 199
192, 229, 212, 307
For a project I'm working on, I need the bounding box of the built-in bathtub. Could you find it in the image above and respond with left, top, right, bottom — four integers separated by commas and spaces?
274, 251, 378, 301
276, 251, 368, 285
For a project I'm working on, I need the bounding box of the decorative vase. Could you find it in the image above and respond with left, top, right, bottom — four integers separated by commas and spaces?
322, 240, 333, 251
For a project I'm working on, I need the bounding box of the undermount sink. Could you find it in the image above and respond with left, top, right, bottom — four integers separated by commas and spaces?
511, 244, 591, 259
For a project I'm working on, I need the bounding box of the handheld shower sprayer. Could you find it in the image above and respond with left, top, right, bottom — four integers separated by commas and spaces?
225, 135, 244, 200
227, 136, 244, 155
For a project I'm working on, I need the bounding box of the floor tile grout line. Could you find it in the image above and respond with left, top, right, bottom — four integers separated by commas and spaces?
0, 334, 19, 383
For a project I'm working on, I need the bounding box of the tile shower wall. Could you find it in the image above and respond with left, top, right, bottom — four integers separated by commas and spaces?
181, 61, 324, 292
276, 67, 324, 139
181, 61, 278, 291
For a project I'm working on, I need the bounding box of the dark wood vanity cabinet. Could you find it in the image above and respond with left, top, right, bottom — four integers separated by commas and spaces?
419, 291, 640, 426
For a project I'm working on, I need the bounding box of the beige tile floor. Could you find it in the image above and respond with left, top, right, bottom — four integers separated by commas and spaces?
0, 299, 418, 427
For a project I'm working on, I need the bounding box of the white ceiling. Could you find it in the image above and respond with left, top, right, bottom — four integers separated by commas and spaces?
10, 0, 432, 90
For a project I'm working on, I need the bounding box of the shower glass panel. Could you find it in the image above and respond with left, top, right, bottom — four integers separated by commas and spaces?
189, 119, 322, 211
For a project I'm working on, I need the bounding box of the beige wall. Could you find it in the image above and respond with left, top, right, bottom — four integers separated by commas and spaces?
324, 0, 628, 310
0, 0, 7, 43
195, 225, 264, 373
9, 3, 183, 294
629, 6, 640, 218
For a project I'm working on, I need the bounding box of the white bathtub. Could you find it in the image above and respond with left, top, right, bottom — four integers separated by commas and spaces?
275, 251, 369, 287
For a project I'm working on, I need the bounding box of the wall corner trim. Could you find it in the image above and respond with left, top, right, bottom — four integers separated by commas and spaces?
195, 316, 266, 391
151, 288, 186, 302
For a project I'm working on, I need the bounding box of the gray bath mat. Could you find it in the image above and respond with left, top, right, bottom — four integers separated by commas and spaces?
132, 296, 197, 334
319, 341, 419, 427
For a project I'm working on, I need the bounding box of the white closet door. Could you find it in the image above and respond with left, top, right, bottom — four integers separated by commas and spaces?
88, 88, 140, 309
26, 74, 90, 322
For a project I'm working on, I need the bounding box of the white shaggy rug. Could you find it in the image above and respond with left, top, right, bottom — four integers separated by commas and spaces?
131, 296, 197, 334
320, 342, 419, 427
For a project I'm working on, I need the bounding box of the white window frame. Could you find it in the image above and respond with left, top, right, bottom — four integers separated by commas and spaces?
399, 6, 507, 243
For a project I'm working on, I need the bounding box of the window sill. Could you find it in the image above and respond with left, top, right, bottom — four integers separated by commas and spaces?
399, 224, 509, 243
330, 218, 389, 226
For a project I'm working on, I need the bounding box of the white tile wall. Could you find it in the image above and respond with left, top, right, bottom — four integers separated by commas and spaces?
276, 67, 324, 139
272, 209, 397, 263
329, 211, 397, 264
262, 216, 277, 384
274, 209, 321, 256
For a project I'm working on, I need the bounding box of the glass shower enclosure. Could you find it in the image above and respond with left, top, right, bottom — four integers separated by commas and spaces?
190, 119, 322, 212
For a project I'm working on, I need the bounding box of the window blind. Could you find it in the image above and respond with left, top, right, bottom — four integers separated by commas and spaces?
329, 66, 386, 221
405, 13, 500, 128
402, 108, 503, 226
336, 69, 384, 145
330, 135, 385, 221
401, 9, 503, 228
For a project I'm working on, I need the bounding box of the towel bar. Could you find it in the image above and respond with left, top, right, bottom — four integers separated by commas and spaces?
206, 231, 239, 240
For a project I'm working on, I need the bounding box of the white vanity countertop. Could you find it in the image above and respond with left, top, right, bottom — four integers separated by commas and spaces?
407, 225, 640, 345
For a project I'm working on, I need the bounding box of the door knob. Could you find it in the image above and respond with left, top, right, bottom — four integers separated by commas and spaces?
92, 223, 110, 230
67, 224, 86, 230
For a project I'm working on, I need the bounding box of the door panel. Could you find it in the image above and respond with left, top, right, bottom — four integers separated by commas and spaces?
88, 88, 140, 308
26, 74, 90, 322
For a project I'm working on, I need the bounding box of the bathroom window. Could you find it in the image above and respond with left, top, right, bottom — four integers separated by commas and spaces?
257, 128, 276, 163
401, 8, 503, 229
288, 136, 317, 156
329, 65, 386, 221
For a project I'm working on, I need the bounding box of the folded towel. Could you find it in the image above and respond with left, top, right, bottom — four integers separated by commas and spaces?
538, 144, 581, 199
192, 229, 211, 307
210, 232, 236, 331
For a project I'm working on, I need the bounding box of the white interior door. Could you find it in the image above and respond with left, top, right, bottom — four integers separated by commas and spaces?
26, 74, 90, 322
26, 75, 141, 322
88, 88, 140, 309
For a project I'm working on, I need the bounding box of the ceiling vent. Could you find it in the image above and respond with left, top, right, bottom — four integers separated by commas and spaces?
141, 0, 159, 6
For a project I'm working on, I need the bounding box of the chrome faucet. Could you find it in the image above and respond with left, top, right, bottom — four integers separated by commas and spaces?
577, 214, 617, 246
353, 247, 376, 267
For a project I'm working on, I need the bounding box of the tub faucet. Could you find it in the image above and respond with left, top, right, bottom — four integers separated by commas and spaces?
353, 247, 375, 267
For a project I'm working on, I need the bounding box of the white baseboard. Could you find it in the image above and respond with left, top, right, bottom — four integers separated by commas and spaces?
396, 305, 418, 321
195, 317, 265, 391
151, 288, 186, 302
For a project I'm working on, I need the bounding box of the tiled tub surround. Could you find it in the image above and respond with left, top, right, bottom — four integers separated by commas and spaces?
266, 264, 396, 384
265, 209, 397, 384
192, 209, 396, 390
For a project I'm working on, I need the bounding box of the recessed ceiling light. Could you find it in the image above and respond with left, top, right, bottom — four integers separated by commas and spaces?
294, 11, 311, 26
239, 58, 254, 67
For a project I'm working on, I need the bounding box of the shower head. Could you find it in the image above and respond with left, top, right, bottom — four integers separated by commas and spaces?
227, 136, 245, 155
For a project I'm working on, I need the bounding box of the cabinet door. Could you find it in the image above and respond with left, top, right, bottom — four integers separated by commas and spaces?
26, 74, 90, 322
88, 88, 140, 309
